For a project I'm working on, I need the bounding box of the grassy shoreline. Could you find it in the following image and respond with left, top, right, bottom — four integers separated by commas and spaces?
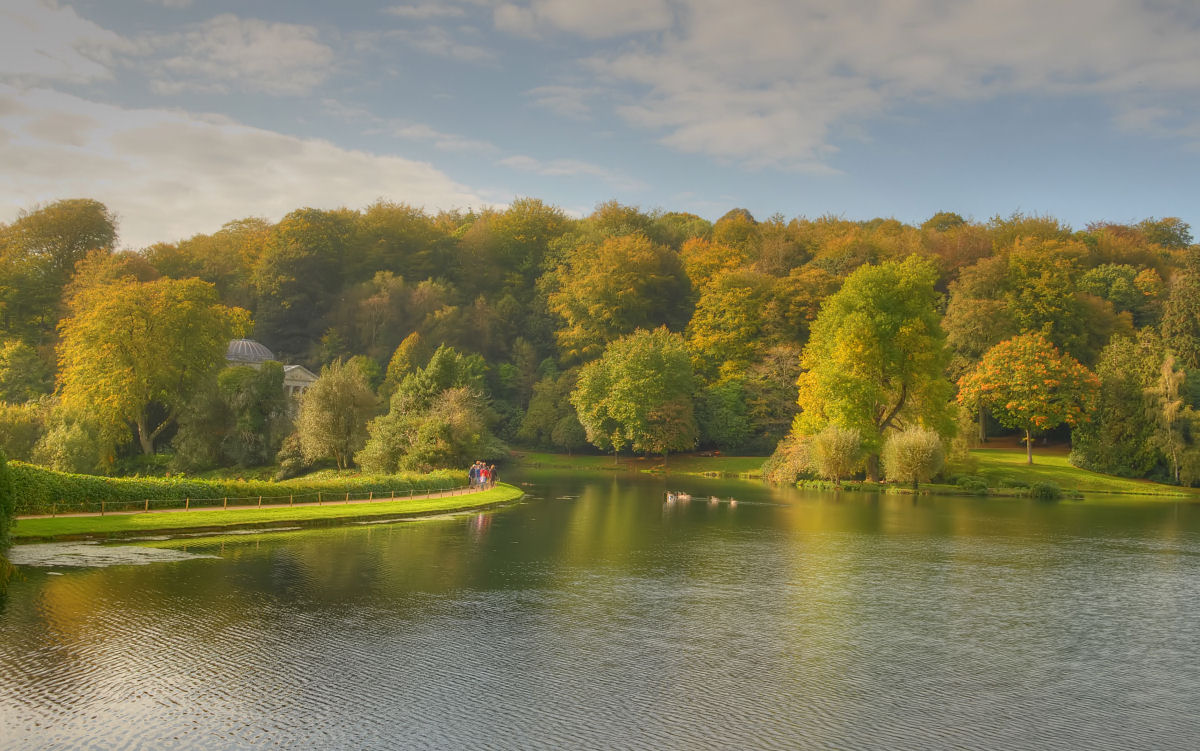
511, 448, 1199, 500
509, 451, 766, 477
11, 483, 525, 542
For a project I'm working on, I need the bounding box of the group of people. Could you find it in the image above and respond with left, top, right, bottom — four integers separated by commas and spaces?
469, 461, 497, 489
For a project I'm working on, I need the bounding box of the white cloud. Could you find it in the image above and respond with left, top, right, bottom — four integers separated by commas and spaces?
494, 0, 672, 38
144, 0, 193, 7
147, 15, 335, 95
0, 85, 495, 248
382, 26, 493, 62
393, 123, 497, 152
385, 4, 467, 20
0, 0, 134, 85
506, 0, 1200, 169
526, 85, 594, 119
499, 154, 645, 190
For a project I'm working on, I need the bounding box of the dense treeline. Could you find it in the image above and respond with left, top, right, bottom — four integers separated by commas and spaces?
0, 196, 1197, 485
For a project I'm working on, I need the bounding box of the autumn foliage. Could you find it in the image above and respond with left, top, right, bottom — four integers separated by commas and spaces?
957, 333, 1099, 462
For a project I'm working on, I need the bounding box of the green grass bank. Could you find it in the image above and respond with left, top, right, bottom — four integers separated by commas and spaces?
8, 461, 464, 516
510, 451, 765, 477
511, 448, 1199, 500
12, 483, 525, 541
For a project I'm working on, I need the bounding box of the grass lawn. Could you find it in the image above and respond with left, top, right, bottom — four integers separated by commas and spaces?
509, 451, 765, 477
12, 483, 525, 541
959, 448, 1195, 498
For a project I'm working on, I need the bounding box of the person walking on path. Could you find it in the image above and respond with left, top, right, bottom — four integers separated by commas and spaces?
489, 464, 498, 489
468, 462, 479, 489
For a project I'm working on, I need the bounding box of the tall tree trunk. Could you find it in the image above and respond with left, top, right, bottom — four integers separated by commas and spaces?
1025, 429, 1033, 465
866, 453, 880, 482
978, 408, 987, 444
136, 415, 155, 455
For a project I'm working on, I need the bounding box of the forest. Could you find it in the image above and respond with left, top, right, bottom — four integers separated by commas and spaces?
0, 196, 1197, 487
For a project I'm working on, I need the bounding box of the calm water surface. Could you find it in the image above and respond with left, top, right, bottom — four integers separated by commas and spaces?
3, 471, 1200, 750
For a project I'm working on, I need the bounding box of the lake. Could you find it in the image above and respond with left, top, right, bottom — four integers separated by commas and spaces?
3, 470, 1200, 750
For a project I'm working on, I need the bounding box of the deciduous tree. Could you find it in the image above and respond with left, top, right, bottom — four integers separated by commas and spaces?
957, 333, 1099, 464
296, 359, 377, 470
571, 327, 698, 459
795, 256, 953, 479
547, 234, 691, 362
57, 278, 249, 455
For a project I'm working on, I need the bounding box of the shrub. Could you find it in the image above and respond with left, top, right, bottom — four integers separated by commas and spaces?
274, 433, 311, 481
33, 408, 110, 474
762, 433, 810, 484
0, 452, 14, 548
808, 425, 862, 486
955, 475, 989, 495
881, 427, 945, 490
8, 460, 463, 515
1029, 481, 1062, 501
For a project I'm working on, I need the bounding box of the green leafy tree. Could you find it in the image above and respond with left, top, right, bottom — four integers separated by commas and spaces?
518, 371, 580, 449
0, 401, 44, 461
57, 277, 249, 455
358, 387, 495, 473
253, 208, 355, 361
808, 424, 862, 486
881, 427, 945, 490
0, 200, 117, 345
795, 256, 953, 479
32, 405, 109, 474
392, 345, 488, 411
957, 333, 1099, 464
697, 379, 752, 451
1070, 333, 1164, 478
571, 327, 698, 459
1161, 255, 1200, 370
218, 362, 291, 466
1146, 354, 1187, 484
547, 233, 692, 362
0, 340, 51, 403
382, 331, 431, 398
296, 359, 378, 469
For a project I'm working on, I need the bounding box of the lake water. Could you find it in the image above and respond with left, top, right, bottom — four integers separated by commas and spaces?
3, 470, 1200, 750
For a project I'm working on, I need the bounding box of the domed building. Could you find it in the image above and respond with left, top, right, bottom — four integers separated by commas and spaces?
225, 338, 276, 365
225, 339, 318, 399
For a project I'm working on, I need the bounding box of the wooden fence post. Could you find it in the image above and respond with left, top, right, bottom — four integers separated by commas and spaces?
144, 499, 149, 512
289, 494, 293, 506
258, 495, 262, 507
185, 497, 189, 511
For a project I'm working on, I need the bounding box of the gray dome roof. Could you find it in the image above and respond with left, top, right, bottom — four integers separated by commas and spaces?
226, 338, 275, 363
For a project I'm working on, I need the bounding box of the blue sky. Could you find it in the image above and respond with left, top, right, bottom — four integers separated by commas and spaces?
1, 0, 1198, 248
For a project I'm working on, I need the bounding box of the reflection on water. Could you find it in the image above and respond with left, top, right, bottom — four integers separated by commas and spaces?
2, 471, 1200, 750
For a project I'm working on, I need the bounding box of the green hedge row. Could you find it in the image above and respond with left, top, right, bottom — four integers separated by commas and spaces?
10, 461, 463, 515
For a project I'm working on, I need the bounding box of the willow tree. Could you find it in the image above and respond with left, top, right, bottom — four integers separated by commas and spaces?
795, 256, 953, 480
57, 277, 249, 455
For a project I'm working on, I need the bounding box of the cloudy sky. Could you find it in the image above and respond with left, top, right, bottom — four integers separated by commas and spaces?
2, 0, 1198, 248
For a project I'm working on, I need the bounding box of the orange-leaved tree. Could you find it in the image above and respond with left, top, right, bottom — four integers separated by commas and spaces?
957, 332, 1099, 464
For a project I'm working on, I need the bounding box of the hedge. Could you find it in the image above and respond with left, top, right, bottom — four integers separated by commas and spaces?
9, 461, 463, 516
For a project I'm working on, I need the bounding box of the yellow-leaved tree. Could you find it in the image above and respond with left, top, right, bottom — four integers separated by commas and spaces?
57, 277, 249, 456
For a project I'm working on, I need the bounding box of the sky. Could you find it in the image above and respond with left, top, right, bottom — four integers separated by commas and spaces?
1, 0, 1198, 249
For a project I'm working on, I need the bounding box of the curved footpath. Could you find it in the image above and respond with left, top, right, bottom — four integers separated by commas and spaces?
11, 483, 526, 542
